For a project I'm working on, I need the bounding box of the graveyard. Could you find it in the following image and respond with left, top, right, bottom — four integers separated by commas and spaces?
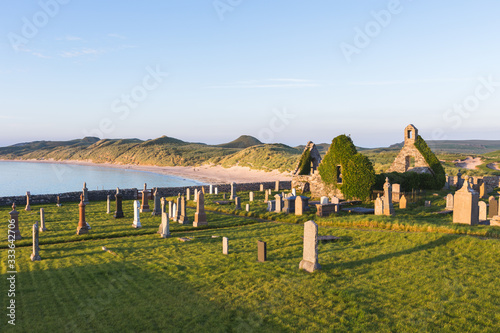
3, 182, 500, 332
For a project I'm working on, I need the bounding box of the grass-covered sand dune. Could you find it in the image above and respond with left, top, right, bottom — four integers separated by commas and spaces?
3, 189, 500, 332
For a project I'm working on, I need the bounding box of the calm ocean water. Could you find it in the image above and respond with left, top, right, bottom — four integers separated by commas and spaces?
0, 161, 204, 197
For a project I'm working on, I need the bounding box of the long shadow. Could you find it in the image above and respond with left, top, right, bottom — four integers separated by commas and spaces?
322, 235, 456, 271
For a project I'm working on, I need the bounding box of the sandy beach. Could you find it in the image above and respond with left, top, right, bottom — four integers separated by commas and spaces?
453, 156, 483, 170
3, 159, 293, 184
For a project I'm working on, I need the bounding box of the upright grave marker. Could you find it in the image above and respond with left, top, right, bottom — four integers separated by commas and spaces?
299, 221, 321, 273
446, 194, 454, 210
186, 188, 191, 201
234, 196, 241, 210
488, 196, 498, 219
132, 200, 142, 228
453, 178, 479, 225
479, 201, 488, 221
222, 237, 229, 255
114, 188, 124, 218
399, 195, 407, 209
82, 182, 89, 204
30, 223, 41, 262
249, 192, 254, 202
275, 180, 280, 191
140, 183, 151, 213
159, 211, 170, 238
25, 191, 31, 211
257, 241, 267, 262
230, 182, 236, 200
76, 194, 88, 235
39, 208, 47, 232
178, 196, 190, 224
194, 191, 207, 227
9, 203, 22, 240
152, 188, 162, 216
56, 195, 62, 207
106, 195, 110, 214
383, 178, 395, 216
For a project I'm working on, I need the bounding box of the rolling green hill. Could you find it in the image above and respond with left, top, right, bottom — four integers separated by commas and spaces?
218, 135, 263, 149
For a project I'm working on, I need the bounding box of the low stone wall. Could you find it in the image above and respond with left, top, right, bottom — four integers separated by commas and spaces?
292, 172, 343, 199
0, 181, 292, 206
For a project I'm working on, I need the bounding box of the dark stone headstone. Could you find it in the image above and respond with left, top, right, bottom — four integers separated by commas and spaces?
114, 189, 124, 219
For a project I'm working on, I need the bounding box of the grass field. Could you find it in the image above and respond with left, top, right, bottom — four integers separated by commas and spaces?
2, 193, 500, 332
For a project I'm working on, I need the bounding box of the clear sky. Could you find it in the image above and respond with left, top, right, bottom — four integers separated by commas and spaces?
1, 0, 499, 148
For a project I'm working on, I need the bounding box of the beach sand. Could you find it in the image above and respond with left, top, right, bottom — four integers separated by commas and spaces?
453, 156, 483, 170
6, 159, 293, 184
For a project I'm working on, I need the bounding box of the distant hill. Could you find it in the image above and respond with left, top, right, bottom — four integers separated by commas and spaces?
390, 140, 500, 155
217, 135, 263, 149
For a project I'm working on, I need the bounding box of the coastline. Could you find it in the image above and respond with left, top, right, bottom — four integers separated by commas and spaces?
0, 159, 293, 184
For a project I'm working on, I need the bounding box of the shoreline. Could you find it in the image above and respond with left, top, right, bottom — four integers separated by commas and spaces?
0, 159, 293, 184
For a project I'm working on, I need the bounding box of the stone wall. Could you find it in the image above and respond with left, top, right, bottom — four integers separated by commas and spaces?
448, 176, 500, 193
0, 181, 291, 206
292, 171, 342, 199
387, 144, 431, 173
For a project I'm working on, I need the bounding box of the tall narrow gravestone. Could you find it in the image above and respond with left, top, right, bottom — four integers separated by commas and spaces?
275, 194, 283, 213
383, 178, 395, 216
257, 241, 267, 262
374, 194, 384, 216
140, 183, 151, 213
234, 196, 241, 210
194, 189, 198, 202
209, 184, 213, 195
159, 211, 170, 238
453, 178, 479, 225
9, 203, 22, 240
446, 194, 454, 210
171, 203, 177, 222
39, 208, 47, 232
479, 201, 488, 221
194, 191, 207, 227
186, 188, 191, 201
275, 180, 280, 192
132, 200, 142, 228
488, 196, 498, 219
265, 191, 269, 203
260, 184, 264, 192
215, 187, 218, 195
82, 182, 89, 204
299, 221, 321, 273
168, 201, 173, 219
480, 183, 486, 198
222, 237, 229, 255
30, 223, 41, 262
152, 188, 162, 216
56, 195, 62, 207
106, 195, 111, 214
295, 196, 304, 216
176, 196, 182, 223
178, 196, 190, 224
25, 191, 31, 211
249, 192, 254, 202
76, 194, 89, 235
114, 188, 124, 218
230, 182, 236, 200
161, 197, 166, 214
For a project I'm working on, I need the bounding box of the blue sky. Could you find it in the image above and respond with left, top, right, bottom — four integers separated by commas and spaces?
1, 0, 499, 148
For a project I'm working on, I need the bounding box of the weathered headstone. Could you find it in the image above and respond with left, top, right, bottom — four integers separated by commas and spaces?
234, 196, 241, 210
209, 184, 213, 195
194, 189, 198, 202
257, 241, 267, 262
249, 192, 254, 202
453, 177, 479, 225
446, 193, 454, 210
374, 194, 384, 216
264, 191, 269, 203
30, 223, 41, 261
215, 187, 218, 195
399, 195, 407, 209
140, 183, 151, 213
330, 196, 340, 204
283, 196, 296, 214
172, 203, 177, 222
246, 204, 250, 212
152, 188, 162, 216
260, 184, 264, 192
295, 196, 304, 216
479, 201, 488, 221
132, 200, 142, 228
9, 203, 22, 240
76, 194, 88, 235
488, 196, 498, 219
106, 195, 110, 214
456, 170, 463, 189
480, 183, 486, 198
25, 191, 31, 211
186, 188, 191, 201
168, 200, 173, 219
274, 194, 283, 213
114, 188, 124, 218
39, 208, 47, 232
275, 180, 280, 191
230, 182, 236, 200
202, 186, 206, 195
194, 191, 208, 227
299, 221, 321, 273
292, 188, 297, 196
161, 197, 166, 214
56, 195, 62, 207
222, 237, 229, 255
178, 196, 190, 224
159, 211, 170, 238
176, 196, 182, 222
223, 193, 226, 200
383, 178, 395, 216
82, 182, 89, 204
320, 196, 329, 205
267, 200, 276, 212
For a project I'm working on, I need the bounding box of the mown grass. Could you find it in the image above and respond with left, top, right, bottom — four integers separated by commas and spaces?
3, 206, 500, 332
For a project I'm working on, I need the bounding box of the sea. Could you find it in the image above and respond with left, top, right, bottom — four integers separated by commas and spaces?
0, 161, 205, 197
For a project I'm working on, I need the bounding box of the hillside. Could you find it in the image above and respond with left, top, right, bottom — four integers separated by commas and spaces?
217, 135, 262, 149
390, 140, 500, 154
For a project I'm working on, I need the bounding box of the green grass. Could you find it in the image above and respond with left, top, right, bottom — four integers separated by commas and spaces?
3, 194, 500, 332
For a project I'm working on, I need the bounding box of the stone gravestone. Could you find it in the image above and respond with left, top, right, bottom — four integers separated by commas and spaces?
320, 196, 329, 205
446, 194, 454, 210
194, 191, 208, 227
168, 201, 173, 219
295, 196, 304, 216
25, 191, 31, 211
249, 192, 254, 202
480, 183, 486, 198
39, 208, 47, 232
9, 203, 22, 240
222, 237, 229, 255
82, 182, 89, 204
114, 188, 124, 218
260, 184, 264, 192
209, 184, 213, 195
178, 196, 190, 224
392, 184, 401, 203
479, 201, 488, 221
215, 187, 218, 195
275, 180, 280, 192
202, 186, 206, 195
488, 196, 498, 219
171, 203, 177, 222
274, 194, 283, 213
234, 196, 241, 210
330, 197, 340, 205
453, 178, 479, 225
76, 194, 89, 235
264, 191, 269, 203
425, 201, 431, 208
246, 204, 250, 212
186, 188, 191, 201
374, 194, 384, 216
106, 195, 110, 214
140, 183, 151, 213
456, 170, 463, 189
267, 200, 276, 212
194, 189, 198, 202
257, 241, 267, 262
292, 188, 297, 196
399, 195, 407, 209
161, 197, 166, 214
30, 223, 41, 261
176, 196, 182, 222
230, 182, 236, 200
283, 196, 296, 214
159, 211, 170, 238
299, 221, 321, 273
383, 178, 395, 216
132, 200, 142, 228
152, 189, 162, 216
268, 189, 272, 196
56, 195, 62, 207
